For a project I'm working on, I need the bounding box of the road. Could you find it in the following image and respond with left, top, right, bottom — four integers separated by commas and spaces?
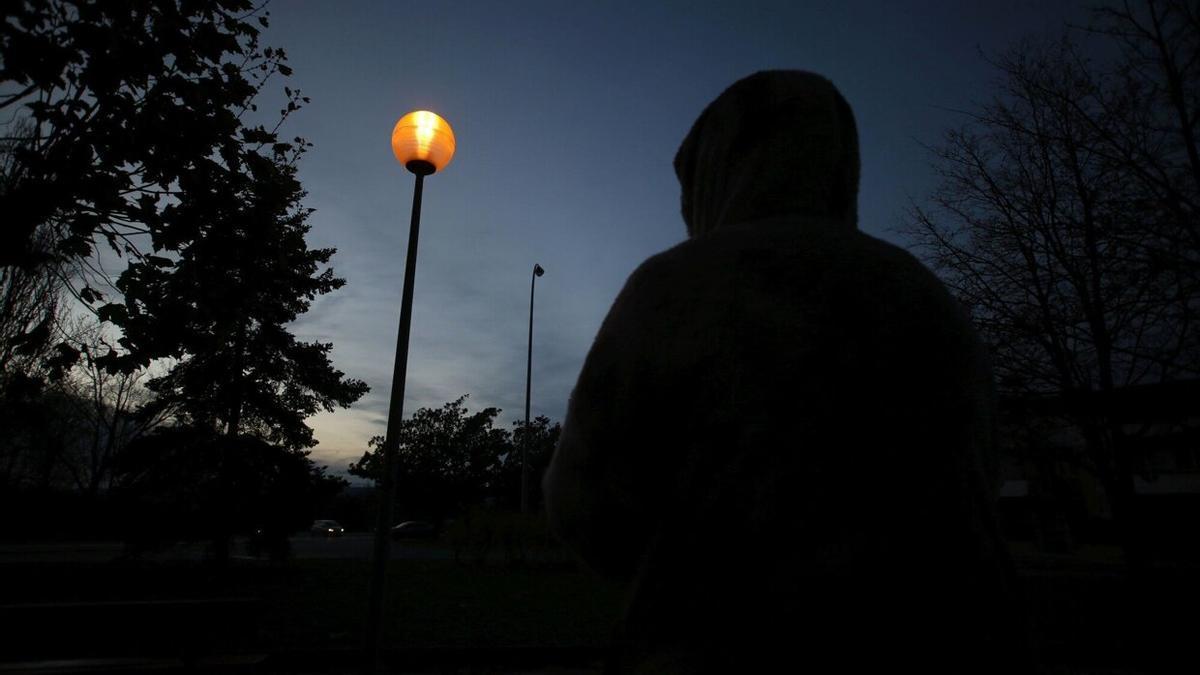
289, 532, 451, 560
0, 532, 452, 564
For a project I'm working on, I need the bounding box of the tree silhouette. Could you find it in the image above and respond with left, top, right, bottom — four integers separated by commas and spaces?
0, 0, 308, 368
113, 146, 367, 449
904, 3, 1199, 567
0, 125, 70, 482
0, 123, 66, 376
349, 396, 515, 520
114, 427, 346, 558
53, 318, 170, 495
498, 415, 561, 511
0, 1, 366, 558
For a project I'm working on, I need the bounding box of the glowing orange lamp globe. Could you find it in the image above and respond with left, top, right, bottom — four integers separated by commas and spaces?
391, 110, 455, 175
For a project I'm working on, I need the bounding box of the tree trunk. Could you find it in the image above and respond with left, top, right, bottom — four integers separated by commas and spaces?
225, 318, 247, 438
1083, 417, 1145, 576
1108, 424, 1146, 575
212, 318, 248, 568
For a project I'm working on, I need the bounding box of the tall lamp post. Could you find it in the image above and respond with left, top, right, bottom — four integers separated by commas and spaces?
521, 263, 544, 514
365, 110, 456, 669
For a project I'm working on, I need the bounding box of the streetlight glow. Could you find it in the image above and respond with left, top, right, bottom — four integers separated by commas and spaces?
391, 110, 456, 174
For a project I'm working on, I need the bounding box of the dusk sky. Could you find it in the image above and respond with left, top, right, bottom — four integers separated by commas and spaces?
259, 0, 1089, 477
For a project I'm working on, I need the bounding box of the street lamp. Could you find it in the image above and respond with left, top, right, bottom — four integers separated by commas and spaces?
522, 263, 545, 514
365, 110, 456, 669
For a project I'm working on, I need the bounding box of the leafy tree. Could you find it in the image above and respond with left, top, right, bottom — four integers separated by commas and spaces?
497, 415, 562, 511
0, 380, 81, 491
114, 426, 346, 560
0, 124, 67, 376
113, 142, 368, 449
0, 0, 370, 447
0, 247, 68, 489
1, 2, 361, 560
53, 318, 169, 495
104, 110, 364, 560
904, 2, 1199, 567
0, 125, 71, 479
0, 0, 307, 367
349, 396, 512, 520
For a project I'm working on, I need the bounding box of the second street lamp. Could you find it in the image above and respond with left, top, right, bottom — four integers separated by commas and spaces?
522, 263, 544, 515
365, 110, 456, 669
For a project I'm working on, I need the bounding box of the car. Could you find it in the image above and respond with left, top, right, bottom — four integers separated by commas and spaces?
310, 519, 344, 537
390, 521, 436, 540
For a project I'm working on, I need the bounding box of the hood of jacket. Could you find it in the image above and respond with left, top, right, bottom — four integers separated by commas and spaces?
673, 70, 860, 237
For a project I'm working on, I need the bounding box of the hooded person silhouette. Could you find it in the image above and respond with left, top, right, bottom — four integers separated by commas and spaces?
544, 71, 1027, 673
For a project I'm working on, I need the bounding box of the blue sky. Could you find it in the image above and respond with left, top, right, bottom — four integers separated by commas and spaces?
257, 0, 1089, 476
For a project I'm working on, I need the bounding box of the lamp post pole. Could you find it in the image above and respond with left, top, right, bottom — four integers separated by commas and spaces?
365, 164, 429, 667
366, 111, 455, 671
522, 263, 544, 515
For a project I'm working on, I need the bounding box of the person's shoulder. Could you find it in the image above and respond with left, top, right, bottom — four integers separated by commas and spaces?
633, 220, 924, 275
847, 230, 983, 344
621, 219, 788, 285
614, 234, 712, 304
597, 232, 743, 339
627, 232, 711, 279
614, 220, 952, 308
843, 227, 925, 266
844, 229, 955, 294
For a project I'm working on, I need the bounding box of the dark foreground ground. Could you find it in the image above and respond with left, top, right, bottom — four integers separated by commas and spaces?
0, 539, 1196, 673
